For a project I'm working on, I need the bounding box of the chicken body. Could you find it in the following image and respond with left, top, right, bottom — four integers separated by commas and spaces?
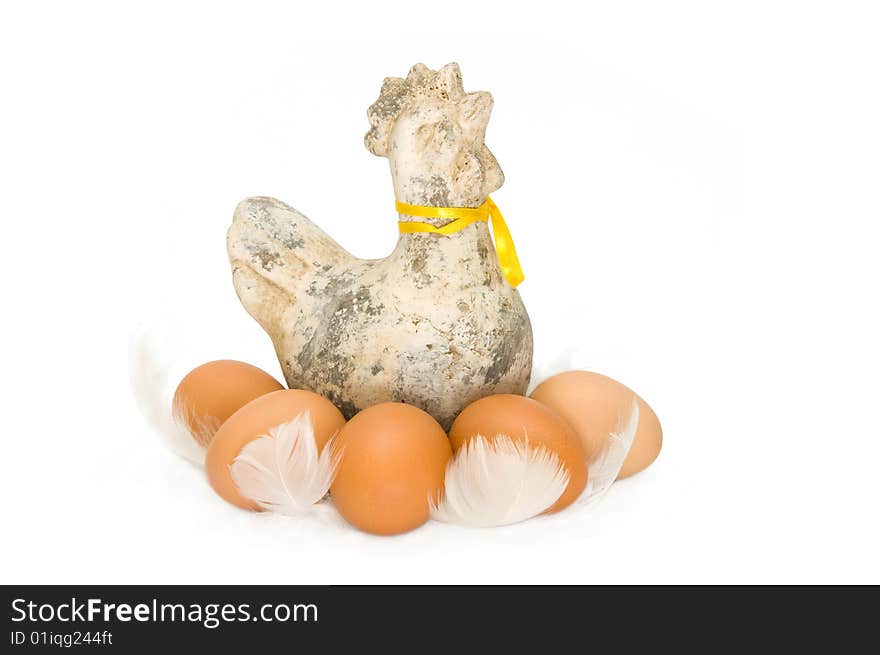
228, 195, 533, 428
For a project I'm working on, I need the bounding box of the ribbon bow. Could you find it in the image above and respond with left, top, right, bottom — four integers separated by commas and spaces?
396, 196, 524, 288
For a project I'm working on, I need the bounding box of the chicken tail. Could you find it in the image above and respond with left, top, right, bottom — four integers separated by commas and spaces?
227, 196, 351, 334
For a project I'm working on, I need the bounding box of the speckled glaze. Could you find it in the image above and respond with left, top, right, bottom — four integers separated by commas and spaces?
227, 63, 532, 428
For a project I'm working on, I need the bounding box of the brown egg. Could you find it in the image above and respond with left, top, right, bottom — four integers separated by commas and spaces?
530, 370, 662, 479
206, 389, 346, 510
330, 403, 452, 536
172, 360, 284, 447
448, 394, 587, 512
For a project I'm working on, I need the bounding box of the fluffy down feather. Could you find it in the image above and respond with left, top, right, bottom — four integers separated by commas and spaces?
128, 328, 205, 465
230, 412, 339, 515
430, 399, 641, 527
578, 400, 640, 507
429, 434, 571, 527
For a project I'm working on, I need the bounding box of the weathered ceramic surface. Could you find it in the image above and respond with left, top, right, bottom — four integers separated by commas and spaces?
227, 63, 533, 428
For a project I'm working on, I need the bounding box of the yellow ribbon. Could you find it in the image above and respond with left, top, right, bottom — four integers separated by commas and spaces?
396, 196, 524, 288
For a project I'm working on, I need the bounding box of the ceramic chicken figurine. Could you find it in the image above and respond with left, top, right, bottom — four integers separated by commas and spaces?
227, 62, 533, 428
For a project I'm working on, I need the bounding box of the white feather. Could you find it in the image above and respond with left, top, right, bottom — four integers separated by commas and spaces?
578, 399, 640, 507
128, 326, 205, 466
230, 411, 339, 515
172, 397, 221, 449
430, 434, 571, 528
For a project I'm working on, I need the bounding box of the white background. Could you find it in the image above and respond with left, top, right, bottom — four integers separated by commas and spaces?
2, 1, 878, 584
